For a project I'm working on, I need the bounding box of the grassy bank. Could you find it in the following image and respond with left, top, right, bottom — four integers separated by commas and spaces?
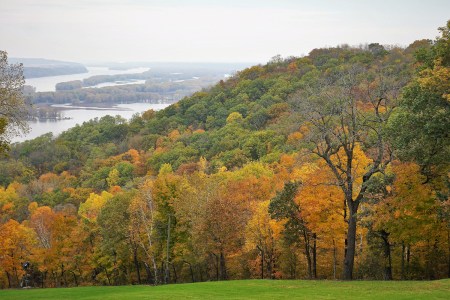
1, 279, 449, 300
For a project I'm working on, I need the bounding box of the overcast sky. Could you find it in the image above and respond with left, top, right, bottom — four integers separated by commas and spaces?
1, 0, 449, 63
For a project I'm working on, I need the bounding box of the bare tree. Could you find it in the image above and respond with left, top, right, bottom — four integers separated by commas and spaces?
0, 51, 30, 152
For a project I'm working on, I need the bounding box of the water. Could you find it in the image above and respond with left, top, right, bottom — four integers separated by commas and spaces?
86, 79, 147, 89
12, 103, 170, 143
25, 67, 150, 92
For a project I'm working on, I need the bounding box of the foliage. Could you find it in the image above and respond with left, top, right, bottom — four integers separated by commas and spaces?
0, 22, 449, 287
388, 21, 450, 175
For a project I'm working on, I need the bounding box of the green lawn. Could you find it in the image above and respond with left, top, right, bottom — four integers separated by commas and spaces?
1, 279, 449, 300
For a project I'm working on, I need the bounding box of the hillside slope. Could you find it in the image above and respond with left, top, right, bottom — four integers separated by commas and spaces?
1, 32, 449, 288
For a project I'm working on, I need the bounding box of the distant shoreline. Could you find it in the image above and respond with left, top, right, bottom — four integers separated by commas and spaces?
36, 102, 137, 112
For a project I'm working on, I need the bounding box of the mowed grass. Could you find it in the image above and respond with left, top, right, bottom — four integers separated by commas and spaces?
1, 279, 449, 300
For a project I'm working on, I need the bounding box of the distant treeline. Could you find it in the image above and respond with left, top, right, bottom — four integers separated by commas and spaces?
55, 66, 240, 91
27, 106, 67, 121
28, 80, 213, 105
29, 67, 238, 105
24, 65, 88, 78
9, 57, 89, 78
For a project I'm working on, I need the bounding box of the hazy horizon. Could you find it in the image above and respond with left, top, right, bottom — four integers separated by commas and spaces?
9, 57, 258, 67
2, 0, 449, 64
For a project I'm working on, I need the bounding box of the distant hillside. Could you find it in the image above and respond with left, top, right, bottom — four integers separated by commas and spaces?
9, 57, 88, 78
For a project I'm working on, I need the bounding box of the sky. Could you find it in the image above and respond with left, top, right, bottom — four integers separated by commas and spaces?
1, 0, 449, 64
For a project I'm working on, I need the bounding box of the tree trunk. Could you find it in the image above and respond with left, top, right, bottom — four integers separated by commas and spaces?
268, 249, 274, 279
343, 202, 358, 280
219, 251, 227, 280
427, 239, 438, 280
171, 263, 177, 283
6, 271, 11, 288
184, 261, 195, 282
288, 248, 297, 279
52, 270, 58, 287
143, 262, 152, 284
269, 235, 276, 279
257, 245, 264, 279
42, 271, 47, 288
61, 264, 67, 287
13, 267, 19, 288
401, 242, 405, 280
406, 245, 411, 279
71, 271, 78, 287
198, 264, 204, 282
303, 231, 312, 279
261, 249, 265, 279
133, 247, 141, 284
151, 257, 158, 285
312, 233, 317, 279
160, 261, 165, 283
165, 215, 171, 284
333, 239, 337, 279
380, 230, 393, 280
211, 253, 219, 281
103, 266, 111, 285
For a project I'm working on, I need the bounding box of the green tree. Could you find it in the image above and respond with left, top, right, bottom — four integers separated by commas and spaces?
97, 192, 136, 285
388, 21, 450, 176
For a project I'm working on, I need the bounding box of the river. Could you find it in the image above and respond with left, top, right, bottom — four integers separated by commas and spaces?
15, 67, 168, 143
25, 66, 149, 92
12, 103, 170, 143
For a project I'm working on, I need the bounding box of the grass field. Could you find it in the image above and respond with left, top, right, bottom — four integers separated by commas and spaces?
1, 279, 449, 300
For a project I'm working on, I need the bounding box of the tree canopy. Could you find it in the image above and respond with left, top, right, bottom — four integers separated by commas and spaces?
0, 22, 449, 288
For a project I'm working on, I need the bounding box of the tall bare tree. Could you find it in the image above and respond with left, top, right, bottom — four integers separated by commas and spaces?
0, 51, 30, 153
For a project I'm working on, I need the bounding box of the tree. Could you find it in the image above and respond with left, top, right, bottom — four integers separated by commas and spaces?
0, 51, 30, 153
97, 192, 136, 285
29, 206, 79, 287
374, 162, 445, 279
129, 179, 159, 284
295, 159, 349, 279
245, 200, 283, 279
388, 21, 450, 176
292, 59, 404, 279
388, 22, 450, 278
0, 219, 36, 288
269, 181, 317, 279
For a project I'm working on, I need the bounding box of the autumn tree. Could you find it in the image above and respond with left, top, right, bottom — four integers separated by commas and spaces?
269, 181, 317, 279
0, 219, 36, 288
245, 200, 283, 279
292, 58, 405, 279
374, 162, 446, 279
295, 159, 349, 279
77, 191, 113, 284
388, 21, 450, 277
129, 179, 160, 284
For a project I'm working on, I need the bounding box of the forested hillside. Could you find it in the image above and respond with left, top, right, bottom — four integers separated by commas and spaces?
0, 22, 449, 288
